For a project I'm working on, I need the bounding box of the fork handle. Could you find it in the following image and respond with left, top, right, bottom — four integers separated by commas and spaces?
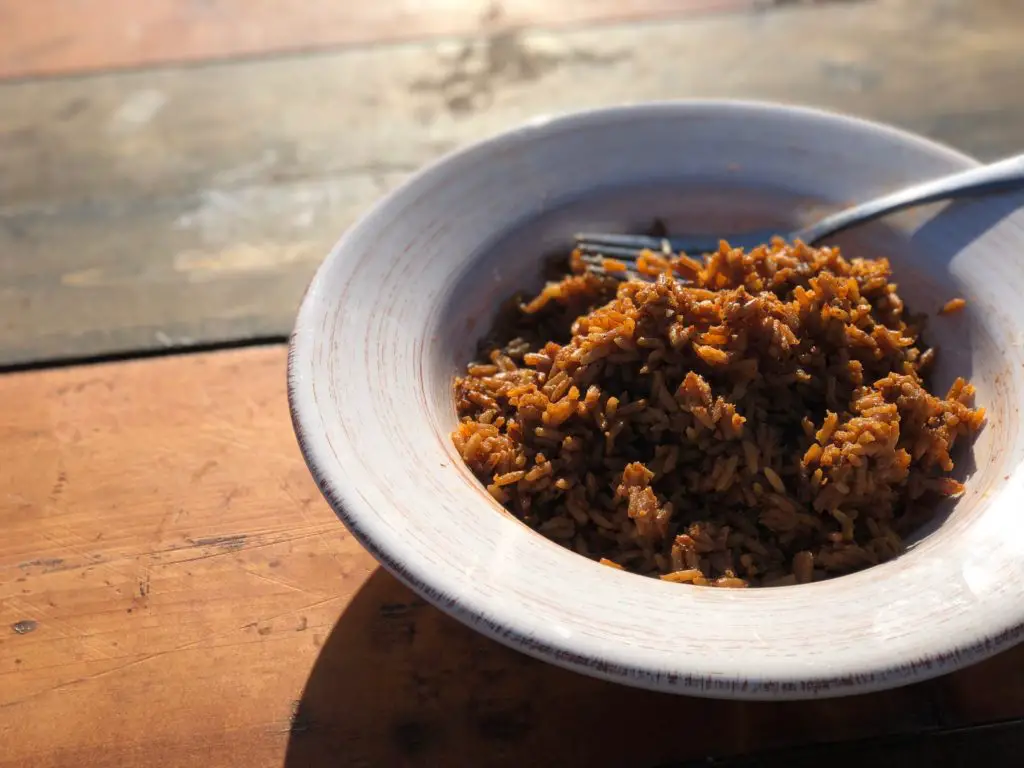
797, 152, 1024, 244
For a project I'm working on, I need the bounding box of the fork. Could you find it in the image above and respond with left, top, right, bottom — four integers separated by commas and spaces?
576, 151, 1024, 277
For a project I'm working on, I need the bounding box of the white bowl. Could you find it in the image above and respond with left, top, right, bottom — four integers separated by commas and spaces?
289, 101, 1024, 699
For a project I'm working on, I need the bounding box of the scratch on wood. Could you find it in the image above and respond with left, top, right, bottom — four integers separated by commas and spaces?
280, 480, 349, 569
257, 595, 348, 627
11, 619, 38, 635
18, 558, 66, 573
50, 470, 68, 500
6, 595, 115, 661
289, 700, 311, 735
240, 566, 316, 597
37, 524, 135, 586
188, 534, 247, 550
163, 529, 331, 565
190, 459, 219, 483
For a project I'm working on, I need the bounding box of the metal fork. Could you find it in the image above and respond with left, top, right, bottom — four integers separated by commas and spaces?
576, 151, 1024, 276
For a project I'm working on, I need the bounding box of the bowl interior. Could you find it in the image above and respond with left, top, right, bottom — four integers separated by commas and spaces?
292, 103, 1024, 697
432, 180, 1009, 549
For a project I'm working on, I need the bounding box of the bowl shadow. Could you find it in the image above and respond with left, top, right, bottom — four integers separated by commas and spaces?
284, 568, 941, 768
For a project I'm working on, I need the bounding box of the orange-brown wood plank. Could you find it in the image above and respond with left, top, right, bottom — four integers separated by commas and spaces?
0, 0, 752, 80
0, 346, 1022, 766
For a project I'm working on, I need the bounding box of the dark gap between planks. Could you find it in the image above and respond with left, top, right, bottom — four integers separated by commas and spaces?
0, 335, 288, 374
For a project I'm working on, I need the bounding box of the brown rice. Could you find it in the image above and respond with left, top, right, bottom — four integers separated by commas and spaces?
452, 239, 984, 587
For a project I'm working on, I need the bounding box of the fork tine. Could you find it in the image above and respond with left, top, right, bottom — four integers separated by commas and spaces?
575, 243, 646, 261
579, 231, 777, 255
579, 253, 630, 269
575, 233, 672, 254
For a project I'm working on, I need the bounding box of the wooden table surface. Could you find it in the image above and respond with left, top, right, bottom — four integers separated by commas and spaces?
2, 1, 1024, 765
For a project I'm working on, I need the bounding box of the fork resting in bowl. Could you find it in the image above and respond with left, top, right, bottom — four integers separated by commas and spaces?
577, 151, 1024, 279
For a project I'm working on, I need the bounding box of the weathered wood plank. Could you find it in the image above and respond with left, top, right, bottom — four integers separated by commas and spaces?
0, 345, 992, 767
0, 0, 751, 80
1, 0, 1023, 366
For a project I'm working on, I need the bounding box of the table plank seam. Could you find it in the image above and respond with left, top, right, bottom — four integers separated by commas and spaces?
0, 335, 287, 375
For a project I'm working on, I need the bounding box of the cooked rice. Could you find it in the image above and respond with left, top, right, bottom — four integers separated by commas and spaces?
452, 239, 985, 587
940, 297, 967, 315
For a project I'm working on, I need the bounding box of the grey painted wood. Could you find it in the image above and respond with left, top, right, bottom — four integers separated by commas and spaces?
1, 0, 1022, 365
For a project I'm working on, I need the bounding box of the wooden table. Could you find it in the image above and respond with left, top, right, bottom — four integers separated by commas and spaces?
2, 1, 1023, 765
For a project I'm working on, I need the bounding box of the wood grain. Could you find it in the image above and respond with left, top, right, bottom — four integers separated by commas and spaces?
1, 0, 1023, 367
0, 1, 753, 81
0, 345, 1017, 768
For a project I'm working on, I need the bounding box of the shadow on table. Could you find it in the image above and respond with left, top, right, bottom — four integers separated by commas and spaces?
283, 568, 938, 768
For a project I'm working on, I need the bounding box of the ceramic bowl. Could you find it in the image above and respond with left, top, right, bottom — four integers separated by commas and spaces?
288, 101, 1024, 699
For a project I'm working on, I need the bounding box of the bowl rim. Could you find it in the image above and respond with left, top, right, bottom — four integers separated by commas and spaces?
288, 99, 1024, 699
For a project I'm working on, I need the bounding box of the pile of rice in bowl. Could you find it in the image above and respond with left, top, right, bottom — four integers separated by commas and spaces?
452, 240, 984, 587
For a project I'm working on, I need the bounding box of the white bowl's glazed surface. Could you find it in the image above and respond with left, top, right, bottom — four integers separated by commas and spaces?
289, 102, 1024, 699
